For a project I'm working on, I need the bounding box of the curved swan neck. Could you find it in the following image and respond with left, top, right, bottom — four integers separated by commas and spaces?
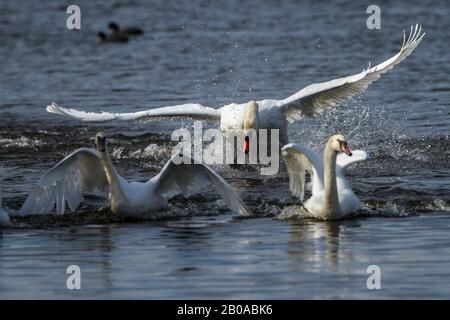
99, 150, 125, 200
323, 144, 341, 218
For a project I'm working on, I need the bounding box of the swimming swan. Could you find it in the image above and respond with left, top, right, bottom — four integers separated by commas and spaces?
48, 25, 424, 152
281, 134, 369, 220
19, 133, 251, 217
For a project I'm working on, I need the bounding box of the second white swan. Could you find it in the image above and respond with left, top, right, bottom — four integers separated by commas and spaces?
281, 134, 368, 220
20, 132, 251, 217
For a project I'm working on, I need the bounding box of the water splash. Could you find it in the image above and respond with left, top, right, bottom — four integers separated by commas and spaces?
0, 136, 44, 149
110, 143, 172, 161
290, 100, 408, 155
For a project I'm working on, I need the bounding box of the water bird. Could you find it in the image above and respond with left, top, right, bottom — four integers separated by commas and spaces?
281, 134, 369, 220
19, 133, 251, 217
48, 25, 424, 154
97, 31, 129, 43
108, 21, 144, 36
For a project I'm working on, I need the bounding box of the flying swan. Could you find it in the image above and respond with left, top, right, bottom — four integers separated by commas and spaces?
47, 25, 424, 152
281, 134, 369, 220
19, 133, 251, 217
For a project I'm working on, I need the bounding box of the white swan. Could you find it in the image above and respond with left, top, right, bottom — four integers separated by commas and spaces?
47, 25, 424, 151
281, 134, 369, 220
19, 132, 251, 217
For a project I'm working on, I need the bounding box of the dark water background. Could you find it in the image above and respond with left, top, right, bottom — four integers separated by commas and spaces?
0, 0, 449, 299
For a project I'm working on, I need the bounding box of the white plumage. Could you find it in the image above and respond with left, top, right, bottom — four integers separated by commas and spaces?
282, 134, 369, 220
47, 25, 424, 148
20, 133, 251, 217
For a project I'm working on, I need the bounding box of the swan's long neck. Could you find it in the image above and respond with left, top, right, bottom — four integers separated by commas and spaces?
323, 144, 341, 218
99, 150, 126, 202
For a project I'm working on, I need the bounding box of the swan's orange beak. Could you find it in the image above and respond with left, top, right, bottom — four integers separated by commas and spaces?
244, 136, 250, 154
340, 141, 352, 156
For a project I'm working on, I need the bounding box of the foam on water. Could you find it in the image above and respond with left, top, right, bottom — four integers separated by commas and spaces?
110, 143, 172, 161
0, 136, 44, 149
5, 193, 449, 229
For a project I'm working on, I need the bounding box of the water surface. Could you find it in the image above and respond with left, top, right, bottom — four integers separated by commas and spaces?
0, 0, 449, 299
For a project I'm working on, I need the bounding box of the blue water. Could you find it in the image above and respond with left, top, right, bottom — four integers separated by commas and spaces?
0, 0, 449, 299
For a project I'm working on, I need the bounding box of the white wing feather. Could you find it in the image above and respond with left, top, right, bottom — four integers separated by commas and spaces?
335, 150, 369, 190
19, 148, 109, 215
47, 102, 221, 122
336, 150, 369, 172
279, 25, 425, 122
151, 154, 251, 216
281, 143, 325, 201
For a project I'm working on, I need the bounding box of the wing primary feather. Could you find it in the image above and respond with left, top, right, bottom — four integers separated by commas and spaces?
20, 148, 108, 216
279, 25, 424, 123
152, 155, 251, 216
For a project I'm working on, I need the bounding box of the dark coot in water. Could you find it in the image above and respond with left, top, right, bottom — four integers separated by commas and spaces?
108, 21, 144, 36
97, 31, 129, 43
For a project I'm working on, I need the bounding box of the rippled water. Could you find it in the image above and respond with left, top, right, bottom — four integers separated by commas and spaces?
0, 0, 449, 299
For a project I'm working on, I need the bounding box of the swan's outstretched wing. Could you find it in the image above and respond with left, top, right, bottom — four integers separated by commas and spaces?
47, 102, 221, 122
19, 148, 109, 215
277, 25, 425, 122
281, 143, 324, 201
334, 150, 369, 192
336, 150, 369, 175
151, 155, 251, 216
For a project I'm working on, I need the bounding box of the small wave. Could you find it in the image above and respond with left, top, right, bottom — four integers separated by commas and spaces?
110, 143, 172, 161
5, 194, 237, 229
273, 200, 424, 221
361, 201, 412, 218
413, 199, 450, 212
275, 202, 413, 220
0, 136, 44, 149
427, 199, 450, 212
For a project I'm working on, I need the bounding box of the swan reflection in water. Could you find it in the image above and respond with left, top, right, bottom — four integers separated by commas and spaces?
287, 218, 362, 270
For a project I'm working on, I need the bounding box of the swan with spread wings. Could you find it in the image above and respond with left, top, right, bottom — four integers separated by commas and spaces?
282, 134, 369, 220
47, 25, 424, 153
19, 133, 251, 217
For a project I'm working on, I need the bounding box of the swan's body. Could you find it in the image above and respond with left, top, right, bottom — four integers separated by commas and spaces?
282, 134, 368, 220
20, 133, 251, 217
48, 25, 424, 150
